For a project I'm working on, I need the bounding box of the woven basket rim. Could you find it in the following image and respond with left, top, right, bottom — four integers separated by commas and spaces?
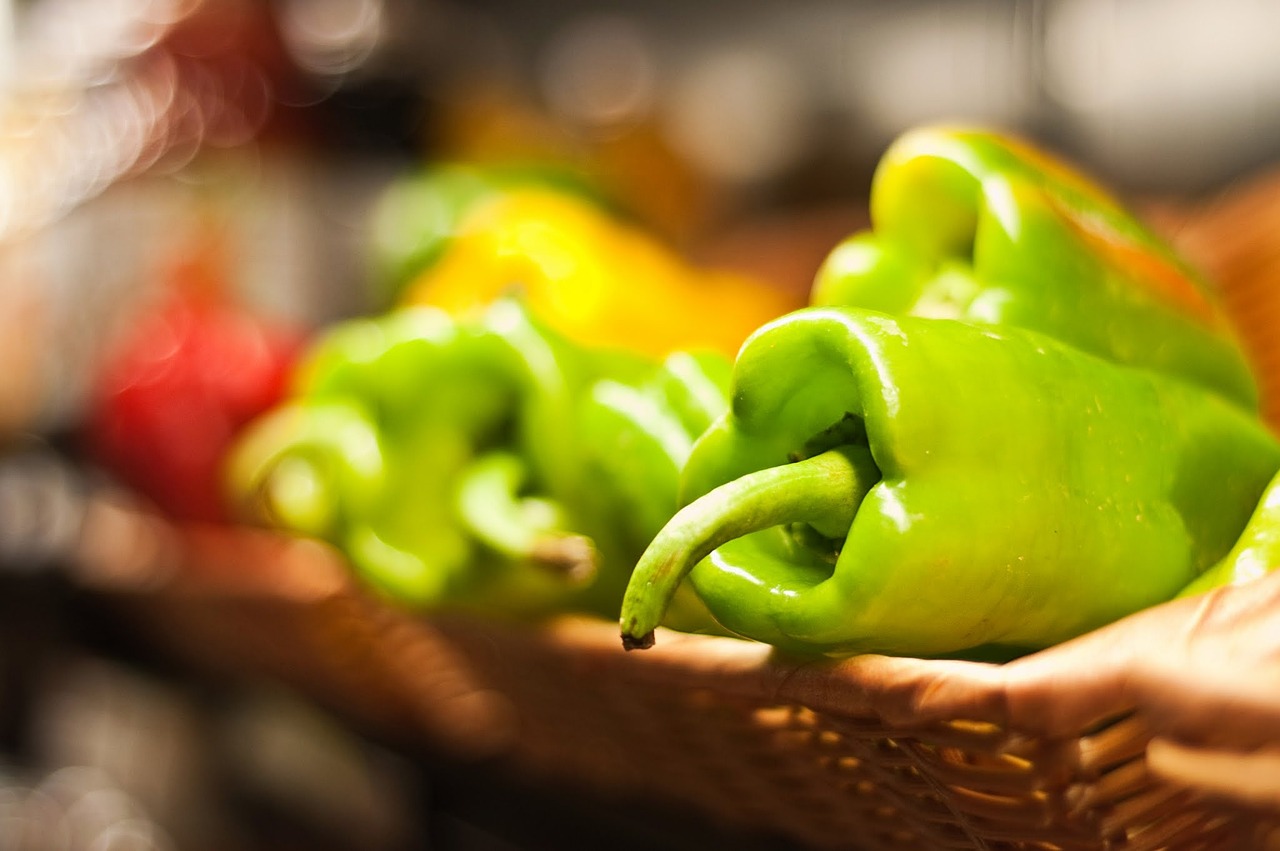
85, 512, 1152, 750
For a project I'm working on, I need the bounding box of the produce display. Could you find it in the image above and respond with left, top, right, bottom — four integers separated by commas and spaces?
228, 299, 728, 624
620, 126, 1280, 657
214, 125, 1280, 664
23, 4, 1280, 847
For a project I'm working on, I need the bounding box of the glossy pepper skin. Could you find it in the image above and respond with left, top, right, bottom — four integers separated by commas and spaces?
401, 187, 797, 359
1180, 469, 1280, 597
619, 307, 1280, 658
576, 350, 732, 567
812, 126, 1258, 410
229, 299, 730, 620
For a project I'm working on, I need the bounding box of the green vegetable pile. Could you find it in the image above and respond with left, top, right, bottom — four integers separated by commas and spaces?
230, 299, 726, 628
231, 127, 1280, 660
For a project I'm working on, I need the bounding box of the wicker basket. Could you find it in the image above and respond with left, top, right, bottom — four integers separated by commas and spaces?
80, 518, 1279, 851
76, 182, 1280, 851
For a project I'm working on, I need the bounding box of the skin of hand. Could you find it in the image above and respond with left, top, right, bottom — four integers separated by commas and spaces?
815, 569, 1280, 812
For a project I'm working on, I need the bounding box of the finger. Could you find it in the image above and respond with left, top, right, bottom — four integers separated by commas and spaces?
1147, 738, 1280, 812
1133, 671, 1280, 750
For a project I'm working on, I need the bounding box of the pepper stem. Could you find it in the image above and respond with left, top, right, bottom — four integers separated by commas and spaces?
456, 451, 597, 584
619, 445, 880, 650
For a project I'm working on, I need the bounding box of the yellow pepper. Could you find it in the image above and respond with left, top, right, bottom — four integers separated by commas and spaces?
401, 188, 797, 359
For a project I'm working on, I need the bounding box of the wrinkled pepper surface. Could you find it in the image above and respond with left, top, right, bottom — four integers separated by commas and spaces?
619, 307, 1280, 658
812, 126, 1258, 410
400, 187, 797, 358
229, 299, 730, 621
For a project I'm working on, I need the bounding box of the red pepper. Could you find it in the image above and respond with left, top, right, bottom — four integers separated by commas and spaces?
84, 245, 302, 523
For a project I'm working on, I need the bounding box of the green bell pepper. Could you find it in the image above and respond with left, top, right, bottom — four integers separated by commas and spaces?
576, 350, 732, 557
1180, 469, 1280, 597
812, 126, 1258, 410
229, 299, 730, 621
572, 350, 733, 632
619, 307, 1280, 658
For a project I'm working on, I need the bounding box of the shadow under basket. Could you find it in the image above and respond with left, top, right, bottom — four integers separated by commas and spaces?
78, 511, 1278, 851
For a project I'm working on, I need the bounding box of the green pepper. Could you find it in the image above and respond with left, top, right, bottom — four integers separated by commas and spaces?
812, 126, 1258, 410
229, 299, 730, 621
1180, 469, 1280, 597
576, 350, 732, 556
619, 307, 1280, 658
573, 350, 732, 632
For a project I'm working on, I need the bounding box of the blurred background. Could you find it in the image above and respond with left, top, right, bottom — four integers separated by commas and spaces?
2, 0, 1280, 848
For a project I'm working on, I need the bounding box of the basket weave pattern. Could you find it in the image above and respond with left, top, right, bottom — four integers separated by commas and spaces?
101, 526, 1274, 850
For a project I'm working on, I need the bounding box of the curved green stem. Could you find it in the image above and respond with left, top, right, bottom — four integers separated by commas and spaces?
456, 451, 597, 583
619, 445, 880, 650
229, 402, 387, 537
